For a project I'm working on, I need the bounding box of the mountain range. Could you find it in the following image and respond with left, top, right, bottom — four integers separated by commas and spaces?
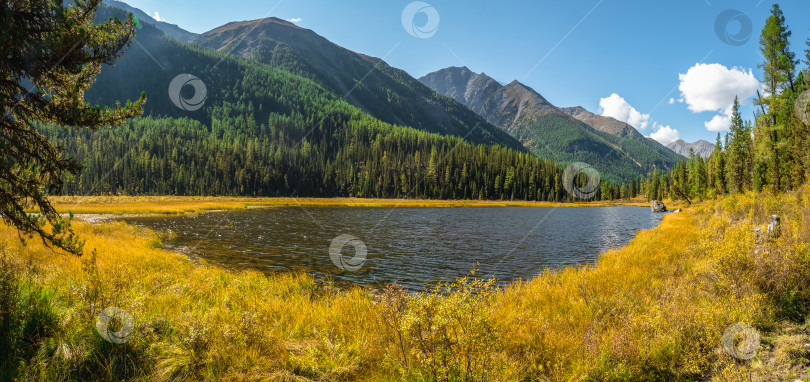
53, 1, 690, 198
33, 2, 573, 200
666, 139, 715, 159
103, 0, 198, 42
419, 67, 683, 182
192, 17, 521, 151
560, 106, 643, 139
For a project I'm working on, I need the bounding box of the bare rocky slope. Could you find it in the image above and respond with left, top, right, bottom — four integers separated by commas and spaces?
666, 139, 714, 159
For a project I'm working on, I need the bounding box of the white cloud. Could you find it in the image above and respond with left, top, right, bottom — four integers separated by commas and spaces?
679, 63, 760, 113
152, 11, 165, 22
649, 125, 681, 145
288, 17, 302, 23
599, 93, 651, 130
668, 98, 675, 105
705, 107, 733, 132
678, 63, 761, 131
599, 93, 680, 145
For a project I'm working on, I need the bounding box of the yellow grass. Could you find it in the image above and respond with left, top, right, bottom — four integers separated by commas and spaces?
1, 189, 804, 380
44, 195, 654, 215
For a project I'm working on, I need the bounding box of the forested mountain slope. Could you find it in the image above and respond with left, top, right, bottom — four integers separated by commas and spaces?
420, 66, 684, 182
193, 17, 522, 151
36, 5, 586, 201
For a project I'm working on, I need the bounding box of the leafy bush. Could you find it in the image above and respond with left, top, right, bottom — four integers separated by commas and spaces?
381, 277, 503, 381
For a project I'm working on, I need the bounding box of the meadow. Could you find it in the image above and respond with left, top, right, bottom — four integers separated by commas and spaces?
1, 189, 808, 381
43, 195, 651, 215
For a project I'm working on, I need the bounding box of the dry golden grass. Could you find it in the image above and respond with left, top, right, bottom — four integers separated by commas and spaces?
1, 189, 803, 380
44, 195, 654, 215
1, 221, 385, 380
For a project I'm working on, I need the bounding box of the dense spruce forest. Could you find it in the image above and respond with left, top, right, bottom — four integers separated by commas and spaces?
40, 111, 586, 200
35, 5, 631, 201
644, 4, 810, 202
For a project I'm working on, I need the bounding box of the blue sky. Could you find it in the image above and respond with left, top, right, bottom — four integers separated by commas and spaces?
123, 0, 810, 145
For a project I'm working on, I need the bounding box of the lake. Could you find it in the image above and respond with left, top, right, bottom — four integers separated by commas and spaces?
123, 206, 665, 291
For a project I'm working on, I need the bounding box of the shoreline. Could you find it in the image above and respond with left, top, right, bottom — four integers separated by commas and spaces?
62, 209, 668, 294
65, 199, 677, 292
45, 195, 672, 216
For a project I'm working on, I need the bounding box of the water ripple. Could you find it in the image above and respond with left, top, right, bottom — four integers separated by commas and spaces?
125, 206, 666, 291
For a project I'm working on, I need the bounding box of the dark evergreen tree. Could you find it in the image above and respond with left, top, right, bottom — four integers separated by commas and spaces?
726, 97, 746, 193
756, 3, 799, 191
1, 0, 144, 253
713, 133, 726, 194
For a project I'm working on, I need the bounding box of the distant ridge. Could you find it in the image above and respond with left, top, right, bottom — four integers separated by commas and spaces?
420, 66, 684, 182
560, 106, 643, 140
102, 0, 198, 42
666, 139, 714, 159
193, 19, 523, 150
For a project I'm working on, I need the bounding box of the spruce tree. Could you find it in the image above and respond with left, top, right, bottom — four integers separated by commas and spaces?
693, 155, 707, 198
756, 3, 798, 190
791, 71, 808, 186
726, 97, 745, 193
713, 133, 726, 194
742, 120, 754, 191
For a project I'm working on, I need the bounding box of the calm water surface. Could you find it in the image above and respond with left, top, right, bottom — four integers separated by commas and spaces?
124, 206, 665, 291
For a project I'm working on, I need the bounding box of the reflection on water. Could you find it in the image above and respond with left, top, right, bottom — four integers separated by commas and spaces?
124, 206, 665, 291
